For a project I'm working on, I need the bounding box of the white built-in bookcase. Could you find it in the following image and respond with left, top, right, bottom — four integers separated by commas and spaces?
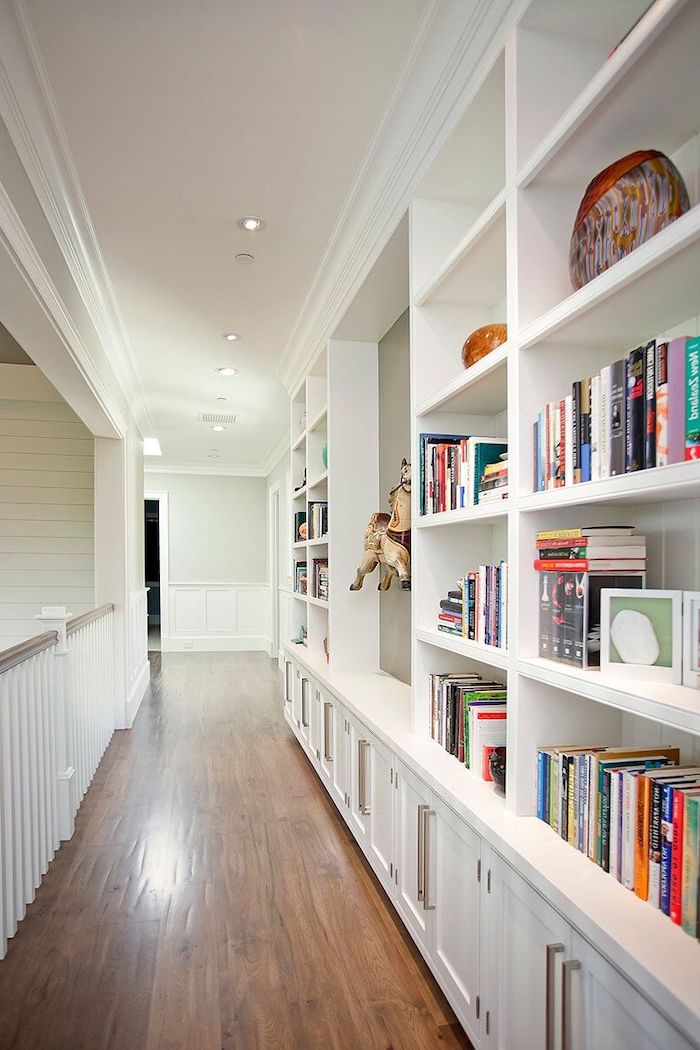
288, 0, 700, 999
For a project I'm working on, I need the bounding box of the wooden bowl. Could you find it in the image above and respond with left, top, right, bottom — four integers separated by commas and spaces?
461, 324, 507, 370
569, 149, 689, 290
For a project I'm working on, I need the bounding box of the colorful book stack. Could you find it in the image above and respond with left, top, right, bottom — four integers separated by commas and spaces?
419, 433, 508, 514
313, 559, 329, 601
535, 743, 700, 939
294, 562, 307, 595
533, 335, 700, 492
536, 526, 645, 667
436, 563, 508, 649
478, 454, 508, 505
308, 500, 328, 539
430, 672, 506, 779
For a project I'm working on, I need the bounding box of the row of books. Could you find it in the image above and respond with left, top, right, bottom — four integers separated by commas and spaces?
537, 526, 645, 668
437, 562, 509, 650
313, 559, 329, 601
429, 672, 506, 780
533, 336, 700, 492
308, 501, 328, 540
535, 743, 700, 939
419, 433, 507, 514
479, 455, 508, 505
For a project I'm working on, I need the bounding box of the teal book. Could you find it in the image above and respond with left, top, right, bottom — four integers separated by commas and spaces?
470, 439, 508, 506
682, 792, 700, 937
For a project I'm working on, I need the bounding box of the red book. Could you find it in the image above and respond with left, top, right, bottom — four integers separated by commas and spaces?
670, 788, 685, 925
533, 559, 646, 572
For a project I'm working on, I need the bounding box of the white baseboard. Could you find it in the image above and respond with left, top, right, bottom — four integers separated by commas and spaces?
162, 635, 271, 653
125, 658, 150, 727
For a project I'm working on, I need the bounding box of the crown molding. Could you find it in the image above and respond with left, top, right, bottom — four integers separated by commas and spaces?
144, 463, 267, 479
0, 0, 153, 438
277, 0, 515, 395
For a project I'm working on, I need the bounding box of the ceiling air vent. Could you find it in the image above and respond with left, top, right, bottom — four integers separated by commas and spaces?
199, 412, 238, 425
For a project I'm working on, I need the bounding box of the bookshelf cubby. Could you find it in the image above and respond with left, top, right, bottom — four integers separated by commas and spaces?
284, 6, 700, 1045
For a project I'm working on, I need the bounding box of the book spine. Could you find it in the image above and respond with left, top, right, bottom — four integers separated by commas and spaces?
660, 783, 674, 914
571, 382, 580, 485
560, 755, 568, 842
577, 755, 586, 852
648, 779, 663, 908
634, 774, 650, 900
599, 365, 611, 480
685, 336, 700, 460
568, 755, 576, 846
670, 788, 685, 924
609, 770, 620, 877
590, 373, 600, 482
667, 337, 687, 463
537, 751, 546, 821
626, 346, 644, 472
643, 339, 656, 469
544, 753, 551, 825
601, 770, 611, 871
682, 796, 699, 937
655, 341, 669, 468
610, 359, 626, 476
622, 772, 635, 890
580, 378, 591, 482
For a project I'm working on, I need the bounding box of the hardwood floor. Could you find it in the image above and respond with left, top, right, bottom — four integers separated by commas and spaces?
0, 652, 471, 1050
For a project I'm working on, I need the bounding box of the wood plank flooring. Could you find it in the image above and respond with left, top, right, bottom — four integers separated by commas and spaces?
0, 652, 471, 1050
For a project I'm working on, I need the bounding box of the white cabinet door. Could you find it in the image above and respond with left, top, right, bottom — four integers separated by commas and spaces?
432, 797, 482, 1042
568, 931, 694, 1050
486, 852, 572, 1050
366, 735, 395, 894
396, 763, 434, 955
347, 714, 371, 847
329, 701, 349, 816
298, 672, 311, 751
283, 656, 293, 712
319, 693, 334, 787
292, 665, 302, 731
308, 681, 322, 767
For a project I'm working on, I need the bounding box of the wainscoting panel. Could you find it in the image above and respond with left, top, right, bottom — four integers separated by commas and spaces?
165, 584, 270, 652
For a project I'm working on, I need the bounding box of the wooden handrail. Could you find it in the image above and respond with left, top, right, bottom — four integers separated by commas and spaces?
67, 603, 115, 636
0, 631, 58, 674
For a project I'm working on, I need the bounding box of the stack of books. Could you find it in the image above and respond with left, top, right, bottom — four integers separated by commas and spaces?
533, 335, 700, 492
430, 672, 506, 779
294, 562, 307, 595
308, 500, 328, 539
478, 454, 508, 505
419, 433, 508, 514
437, 564, 508, 649
535, 743, 700, 939
313, 559, 329, 601
536, 526, 646, 667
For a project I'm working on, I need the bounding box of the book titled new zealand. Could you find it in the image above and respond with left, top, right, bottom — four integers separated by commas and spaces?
643, 339, 656, 469
686, 336, 700, 460
609, 358, 626, 476
625, 345, 644, 472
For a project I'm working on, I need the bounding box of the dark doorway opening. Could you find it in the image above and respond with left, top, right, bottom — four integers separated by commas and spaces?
145, 499, 161, 651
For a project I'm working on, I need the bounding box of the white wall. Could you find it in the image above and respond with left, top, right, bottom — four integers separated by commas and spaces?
145, 470, 270, 652
266, 449, 294, 662
0, 364, 94, 647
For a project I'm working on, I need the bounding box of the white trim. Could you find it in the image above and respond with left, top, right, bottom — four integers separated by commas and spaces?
268, 481, 281, 663
144, 490, 170, 644
163, 636, 271, 653
144, 463, 267, 478
125, 656, 150, 727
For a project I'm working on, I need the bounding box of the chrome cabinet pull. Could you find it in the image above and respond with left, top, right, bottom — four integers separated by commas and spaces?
545, 943, 565, 1050
301, 678, 309, 727
359, 740, 370, 814
323, 702, 332, 762
561, 958, 580, 1050
422, 808, 435, 911
417, 803, 428, 901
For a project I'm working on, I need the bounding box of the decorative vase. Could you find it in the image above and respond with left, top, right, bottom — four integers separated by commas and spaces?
461, 323, 507, 370
489, 747, 506, 792
321, 444, 328, 470
569, 149, 690, 290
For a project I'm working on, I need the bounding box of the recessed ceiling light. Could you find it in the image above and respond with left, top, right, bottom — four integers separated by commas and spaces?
216, 396, 229, 401
216, 367, 238, 377
238, 216, 264, 232
235, 253, 254, 265
211, 424, 225, 432
223, 331, 239, 341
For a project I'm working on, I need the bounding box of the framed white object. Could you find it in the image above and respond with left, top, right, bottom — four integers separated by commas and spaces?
600, 589, 682, 685
683, 591, 700, 688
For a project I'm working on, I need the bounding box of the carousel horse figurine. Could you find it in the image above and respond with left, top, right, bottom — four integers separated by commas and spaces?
350, 459, 411, 592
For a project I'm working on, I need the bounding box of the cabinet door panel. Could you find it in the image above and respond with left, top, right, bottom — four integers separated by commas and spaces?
283, 657, 293, 711
347, 717, 370, 845
319, 694, 334, 786
298, 673, 311, 750
330, 702, 348, 815
309, 683, 322, 767
488, 853, 571, 1050
396, 765, 432, 952
569, 932, 694, 1050
367, 737, 394, 892
433, 800, 481, 1038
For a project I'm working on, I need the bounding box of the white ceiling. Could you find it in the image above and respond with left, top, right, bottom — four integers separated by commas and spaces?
23, 0, 429, 469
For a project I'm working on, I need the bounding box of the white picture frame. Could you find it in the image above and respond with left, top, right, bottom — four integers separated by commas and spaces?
600, 589, 682, 684
683, 591, 700, 689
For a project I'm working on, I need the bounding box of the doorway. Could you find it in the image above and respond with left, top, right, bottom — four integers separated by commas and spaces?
145, 499, 161, 650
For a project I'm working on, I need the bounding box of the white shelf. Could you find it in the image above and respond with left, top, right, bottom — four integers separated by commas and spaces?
292, 592, 307, 603
307, 470, 328, 490
416, 627, 510, 672
518, 657, 700, 736
518, 203, 700, 353
516, 0, 687, 188
519, 459, 700, 511
292, 484, 308, 500
414, 190, 506, 308
307, 595, 329, 609
293, 540, 307, 550
291, 429, 306, 451
307, 406, 327, 432
307, 535, 329, 547
416, 340, 508, 417
416, 502, 509, 528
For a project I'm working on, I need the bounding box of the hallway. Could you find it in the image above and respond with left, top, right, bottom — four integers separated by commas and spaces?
0, 653, 469, 1050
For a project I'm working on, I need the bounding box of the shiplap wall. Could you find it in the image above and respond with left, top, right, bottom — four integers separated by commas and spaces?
0, 397, 94, 646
